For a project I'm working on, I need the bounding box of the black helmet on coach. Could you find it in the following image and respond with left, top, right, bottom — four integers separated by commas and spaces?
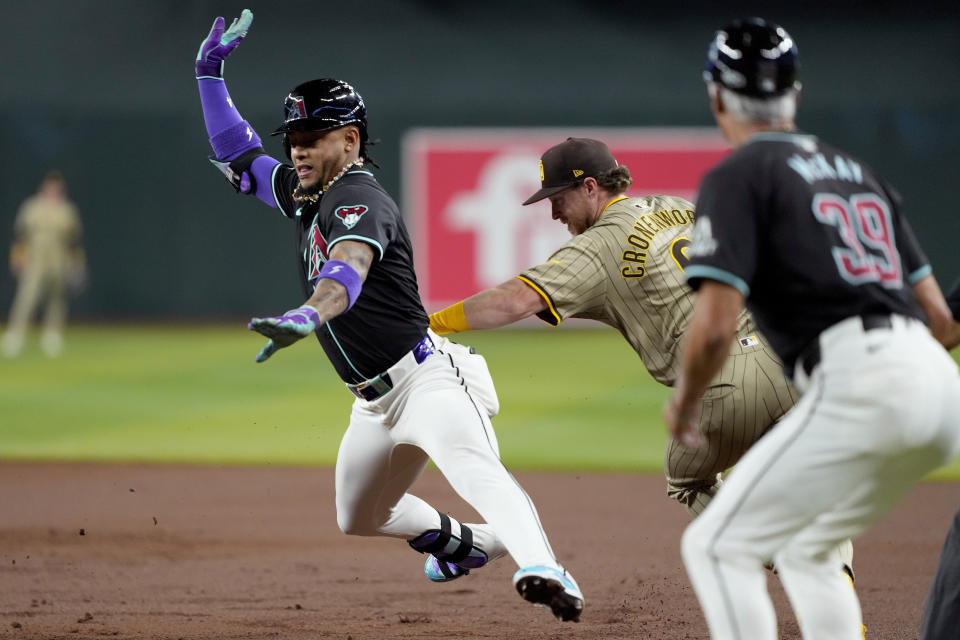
271, 78, 371, 160
704, 17, 800, 98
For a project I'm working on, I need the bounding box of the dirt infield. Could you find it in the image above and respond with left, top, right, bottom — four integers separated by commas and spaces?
0, 462, 956, 639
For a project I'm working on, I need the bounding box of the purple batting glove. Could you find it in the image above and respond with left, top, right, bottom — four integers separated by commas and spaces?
248, 305, 322, 363
195, 9, 254, 79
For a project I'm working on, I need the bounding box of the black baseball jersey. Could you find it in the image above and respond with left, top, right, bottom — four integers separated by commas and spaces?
265, 163, 429, 384
686, 131, 929, 371
947, 278, 960, 321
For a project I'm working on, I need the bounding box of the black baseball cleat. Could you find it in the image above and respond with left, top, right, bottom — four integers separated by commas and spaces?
513, 566, 584, 622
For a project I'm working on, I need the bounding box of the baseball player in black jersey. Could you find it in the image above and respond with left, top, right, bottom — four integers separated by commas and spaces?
194, 10, 583, 622
918, 278, 960, 640
664, 17, 960, 640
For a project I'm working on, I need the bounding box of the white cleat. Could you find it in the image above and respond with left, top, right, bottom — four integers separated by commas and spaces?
513, 565, 583, 622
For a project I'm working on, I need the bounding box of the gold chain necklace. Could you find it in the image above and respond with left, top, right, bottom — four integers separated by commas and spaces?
292, 159, 365, 204
324, 159, 364, 192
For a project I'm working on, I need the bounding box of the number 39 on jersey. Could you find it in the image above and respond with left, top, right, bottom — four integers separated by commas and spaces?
811, 192, 902, 288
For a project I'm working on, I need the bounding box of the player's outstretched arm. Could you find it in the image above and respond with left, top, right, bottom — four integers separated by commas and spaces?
429, 278, 547, 335
195, 10, 282, 206
248, 241, 374, 362
912, 274, 960, 350
195, 10, 253, 80
943, 277, 960, 350
947, 278, 960, 319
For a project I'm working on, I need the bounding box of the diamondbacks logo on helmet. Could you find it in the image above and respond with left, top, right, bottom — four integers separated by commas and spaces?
335, 204, 369, 229
273, 79, 369, 137
284, 95, 308, 124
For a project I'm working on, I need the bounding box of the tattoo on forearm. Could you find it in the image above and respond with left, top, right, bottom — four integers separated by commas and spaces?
307, 240, 374, 321
335, 243, 373, 279
309, 280, 349, 321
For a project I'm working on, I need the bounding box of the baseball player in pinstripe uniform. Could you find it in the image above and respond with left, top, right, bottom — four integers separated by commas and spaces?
430, 138, 853, 568
431, 137, 806, 521
194, 10, 583, 622
3, 170, 85, 358
669, 18, 960, 640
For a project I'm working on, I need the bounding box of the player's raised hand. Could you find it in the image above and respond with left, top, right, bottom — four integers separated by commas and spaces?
248, 305, 322, 363
195, 9, 254, 79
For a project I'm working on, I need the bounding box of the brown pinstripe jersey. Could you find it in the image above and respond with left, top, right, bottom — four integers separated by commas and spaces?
519, 195, 757, 386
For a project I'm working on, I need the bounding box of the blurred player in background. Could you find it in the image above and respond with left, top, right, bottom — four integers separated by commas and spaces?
668, 17, 960, 640
3, 170, 86, 358
193, 10, 583, 622
918, 278, 960, 640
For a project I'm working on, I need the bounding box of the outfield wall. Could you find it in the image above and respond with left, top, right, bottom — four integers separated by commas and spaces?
1, 1, 957, 318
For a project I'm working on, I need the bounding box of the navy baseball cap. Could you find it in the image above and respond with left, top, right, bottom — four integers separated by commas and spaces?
523, 138, 618, 206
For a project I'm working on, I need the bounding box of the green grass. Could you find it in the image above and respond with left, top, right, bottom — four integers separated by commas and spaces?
1, 325, 958, 480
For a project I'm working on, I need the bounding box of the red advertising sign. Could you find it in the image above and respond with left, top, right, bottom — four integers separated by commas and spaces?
402, 128, 729, 310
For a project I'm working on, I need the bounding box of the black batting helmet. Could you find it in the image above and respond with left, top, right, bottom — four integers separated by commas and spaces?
704, 17, 800, 98
271, 78, 370, 159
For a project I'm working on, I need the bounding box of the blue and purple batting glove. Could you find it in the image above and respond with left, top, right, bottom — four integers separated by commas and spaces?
195, 9, 254, 79
248, 305, 321, 363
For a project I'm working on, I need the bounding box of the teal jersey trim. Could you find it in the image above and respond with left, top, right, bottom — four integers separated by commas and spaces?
329, 235, 385, 261
270, 163, 283, 211
685, 265, 751, 297
325, 324, 370, 379
908, 264, 932, 284
748, 131, 818, 146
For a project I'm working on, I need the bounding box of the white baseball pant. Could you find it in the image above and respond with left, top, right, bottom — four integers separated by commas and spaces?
333, 331, 561, 571
681, 314, 960, 640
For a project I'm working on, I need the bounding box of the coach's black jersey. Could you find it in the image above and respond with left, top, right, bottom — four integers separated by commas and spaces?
686, 131, 928, 371
271, 165, 429, 384
947, 278, 960, 321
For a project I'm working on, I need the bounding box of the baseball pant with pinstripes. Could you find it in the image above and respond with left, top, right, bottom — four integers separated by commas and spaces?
666, 338, 799, 516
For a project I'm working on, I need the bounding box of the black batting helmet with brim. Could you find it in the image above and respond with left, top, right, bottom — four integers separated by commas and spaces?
272, 78, 371, 159
272, 78, 367, 135
704, 17, 800, 98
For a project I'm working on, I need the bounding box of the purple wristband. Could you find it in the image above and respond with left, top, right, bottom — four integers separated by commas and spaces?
209, 120, 263, 161
251, 155, 280, 205
195, 59, 224, 80
317, 260, 362, 310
